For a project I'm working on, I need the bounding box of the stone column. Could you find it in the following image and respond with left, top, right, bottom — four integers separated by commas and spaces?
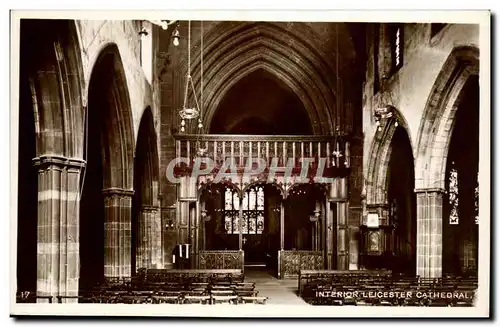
415, 188, 444, 278
162, 203, 177, 270
199, 201, 206, 251
136, 205, 162, 270
329, 179, 349, 270
278, 199, 285, 278
238, 196, 243, 250
336, 201, 349, 270
177, 200, 189, 244
35, 155, 85, 303
280, 200, 285, 251
189, 202, 197, 268
102, 188, 134, 280
325, 200, 334, 270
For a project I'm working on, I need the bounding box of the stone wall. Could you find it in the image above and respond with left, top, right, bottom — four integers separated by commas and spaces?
362, 23, 480, 277
76, 20, 154, 142
363, 23, 479, 172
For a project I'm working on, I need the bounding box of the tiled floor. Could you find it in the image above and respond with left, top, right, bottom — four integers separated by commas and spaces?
244, 268, 307, 305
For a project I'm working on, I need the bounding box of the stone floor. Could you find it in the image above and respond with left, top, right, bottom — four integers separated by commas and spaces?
243, 267, 307, 305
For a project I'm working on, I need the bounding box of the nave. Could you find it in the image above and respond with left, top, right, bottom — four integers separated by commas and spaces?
17, 266, 477, 307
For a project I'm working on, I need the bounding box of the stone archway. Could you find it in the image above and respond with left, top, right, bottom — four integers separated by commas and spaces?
442, 75, 479, 276
364, 108, 416, 274
415, 46, 479, 190
414, 46, 479, 278
186, 22, 339, 136
386, 127, 417, 275
132, 107, 162, 272
17, 19, 85, 302
365, 106, 412, 206
80, 43, 135, 288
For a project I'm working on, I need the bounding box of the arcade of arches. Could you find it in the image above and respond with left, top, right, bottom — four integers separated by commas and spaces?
15, 19, 481, 300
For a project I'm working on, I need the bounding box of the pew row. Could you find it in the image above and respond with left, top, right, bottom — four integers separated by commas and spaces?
298, 269, 392, 295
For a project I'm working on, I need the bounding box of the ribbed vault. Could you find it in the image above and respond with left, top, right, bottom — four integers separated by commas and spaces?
184, 22, 341, 135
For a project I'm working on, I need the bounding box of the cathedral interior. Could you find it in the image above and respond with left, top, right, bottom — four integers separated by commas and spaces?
15, 19, 480, 306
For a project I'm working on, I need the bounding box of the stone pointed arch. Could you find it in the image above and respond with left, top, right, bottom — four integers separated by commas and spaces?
22, 19, 86, 158
365, 106, 413, 205
185, 22, 338, 136
134, 106, 160, 206
133, 106, 162, 270
241, 180, 286, 199
413, 45, 479, 279
85, 43, 136, 280
88, 43, 135, 190
415, 46, 479, 190
198, 180, 244, 204
206, 63, 314, 133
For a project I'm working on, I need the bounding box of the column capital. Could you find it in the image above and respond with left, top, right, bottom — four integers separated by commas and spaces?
102, 187, 135, 197
33, 155, 86, 170
414, 187, 446, 194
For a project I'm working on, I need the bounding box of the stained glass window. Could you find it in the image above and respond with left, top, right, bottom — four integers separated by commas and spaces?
233, 216, 239, 234
248, 216, 256, 234
448, 163, 459, 225
257, 214, 264, 234
225, 215, 232, 234
257, 188, 264, 210
225, 189, 232, 210
390, 24, 404, 72
223, 186, 265, 234
233, 193, 240, 210
390, 198, 398, 226
249, 190, 256, 210
395, 28, 401, 67
241, 216, 248, 234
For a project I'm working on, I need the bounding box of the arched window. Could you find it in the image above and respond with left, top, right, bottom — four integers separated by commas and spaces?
447, 161, 479, 226
224, 186, 265, 234
390, 23, 404, 73
448, 162, 459, 225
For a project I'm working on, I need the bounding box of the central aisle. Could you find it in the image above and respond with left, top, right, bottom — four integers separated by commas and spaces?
243, 267, 307, 305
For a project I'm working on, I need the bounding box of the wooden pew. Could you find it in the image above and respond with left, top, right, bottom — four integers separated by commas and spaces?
239, 296, 268, 304
298, 269, 392, 295
211, 295, 238, 304
152, 295, 180, 304
143, 269, 244, 285
182, 295, 211, 304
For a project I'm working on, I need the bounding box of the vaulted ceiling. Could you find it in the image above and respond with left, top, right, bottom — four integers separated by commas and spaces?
159, 21, 366, 135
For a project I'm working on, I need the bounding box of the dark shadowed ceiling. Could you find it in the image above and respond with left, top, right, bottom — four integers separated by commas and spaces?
209, 69, 312, 135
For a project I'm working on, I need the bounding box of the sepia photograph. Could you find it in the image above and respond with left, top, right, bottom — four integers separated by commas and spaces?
9, 9, 491, 318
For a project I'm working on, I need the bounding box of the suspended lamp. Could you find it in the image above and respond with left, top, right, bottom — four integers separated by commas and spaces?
178, 20, 201, 133
331, 24, 346, 168
172, 26, 180, 46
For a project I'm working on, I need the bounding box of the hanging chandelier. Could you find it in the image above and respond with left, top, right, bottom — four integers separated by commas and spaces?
332, 24, 347, 168
176, 20, 205, 134
172, 20, 208, 158
147, 20, 181, 46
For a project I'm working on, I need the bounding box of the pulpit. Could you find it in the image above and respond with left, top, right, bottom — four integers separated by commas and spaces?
359, 213, 395, 270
